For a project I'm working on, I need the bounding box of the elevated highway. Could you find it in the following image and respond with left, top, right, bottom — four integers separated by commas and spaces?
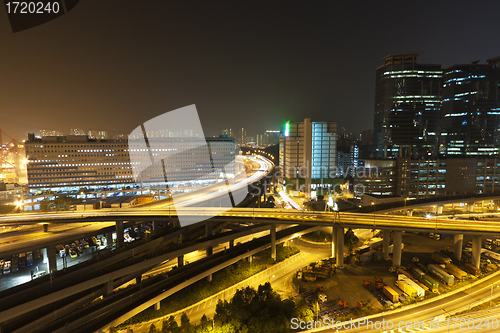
2, 207, 500, 236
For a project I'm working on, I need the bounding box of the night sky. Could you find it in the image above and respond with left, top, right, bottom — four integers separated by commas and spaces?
1, 0, 499, 141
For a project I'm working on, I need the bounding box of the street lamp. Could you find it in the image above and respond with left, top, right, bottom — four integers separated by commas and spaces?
371, 202, 375, 226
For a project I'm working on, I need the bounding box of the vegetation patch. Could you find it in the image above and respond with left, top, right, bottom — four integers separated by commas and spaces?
120, 245, 300, 327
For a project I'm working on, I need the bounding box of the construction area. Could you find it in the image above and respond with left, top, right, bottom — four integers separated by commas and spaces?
294, 231, 500, 321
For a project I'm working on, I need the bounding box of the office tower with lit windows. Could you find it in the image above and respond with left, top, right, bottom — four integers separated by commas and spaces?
222, 128, 234, 138
279, 118, 337, 182
88, 130, 108, 140
70, 128, 86, 136
39, 130, 64, 137
264, 130, 280, 146
373, 52, 443, 159
24, 134, 238, 210
441, 56, 500, 156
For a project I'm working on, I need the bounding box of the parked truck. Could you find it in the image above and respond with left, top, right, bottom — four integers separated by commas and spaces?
411, 267, 426, 282
446, 264, 467, 280
383, 286, 399, 303
356, 245, 371, 255
396, 279, 417, 297
431, 252, 452, 264
360, 250, 376, 263
464, 263, 481, 277
367, 237, 384, 250
396, 268, 412, 280
398, 275, 425, 297
428, 264, 454, 285
421, 275, 439, 292
373, 251, 384, 261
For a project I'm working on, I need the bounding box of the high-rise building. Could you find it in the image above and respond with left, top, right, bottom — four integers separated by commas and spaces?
256, 134, 264, 147
279, 119, 337, 184
222, 128, 234, 138
359, 129, 374, 159
264, 130, 280, 146
373, 52, 443, 159
24, 134, 238, 210
236, 128, 247, 146
70, 128, 86, 136
39, 130, 64, 137
357, 157, 500, 199
88, 130, 108, 140
441, 56, 500, 156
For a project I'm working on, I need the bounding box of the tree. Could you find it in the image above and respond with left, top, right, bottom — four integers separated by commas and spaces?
39, 198, 55, 212
200, 314, 209, 330
165, 316, 178, 333
180, 312, 191, 332
344, 228, 359, 255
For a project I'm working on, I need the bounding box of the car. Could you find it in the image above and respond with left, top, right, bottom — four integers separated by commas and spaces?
412, 257, 420, 262
69, 250, 78, 258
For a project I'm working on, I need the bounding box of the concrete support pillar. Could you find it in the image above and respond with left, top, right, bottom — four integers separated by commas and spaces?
115, 220, 124, 249
271, 223, 276, 260
136, 275, 142, 284
493, 200, 500, 211
248, 255, 253, 263
383, 229, 391, 261
206, 221, 213, 256
229, 239, 234, 248
406, 210, 413, 217
453, 234, 463, 260
467, 202, 474, 212
43, 224, 48, 233
331, 225, 337, 259
392, 231, 402, 268
106, 232, 113, 249
437, 206, 443, 214
46, 246, 57, 273
178, 255, 184, 268
471, 235, 482, 269
335, 227, 344, 267
207, 274, 212, 282
41, 248, 47, 265
155, 302, 160, 311
105, 281, 113, 297
152, 221, 158, 232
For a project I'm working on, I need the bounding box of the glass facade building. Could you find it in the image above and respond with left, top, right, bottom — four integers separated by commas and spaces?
441, 56, 500, 156
373, 52, 443, 159
279, 118, 337, 180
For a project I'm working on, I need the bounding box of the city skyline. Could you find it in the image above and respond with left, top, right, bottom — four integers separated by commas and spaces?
1, 1, 500, 141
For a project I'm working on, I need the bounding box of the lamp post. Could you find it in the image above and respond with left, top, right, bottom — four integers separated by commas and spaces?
371, 202, 375, 227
